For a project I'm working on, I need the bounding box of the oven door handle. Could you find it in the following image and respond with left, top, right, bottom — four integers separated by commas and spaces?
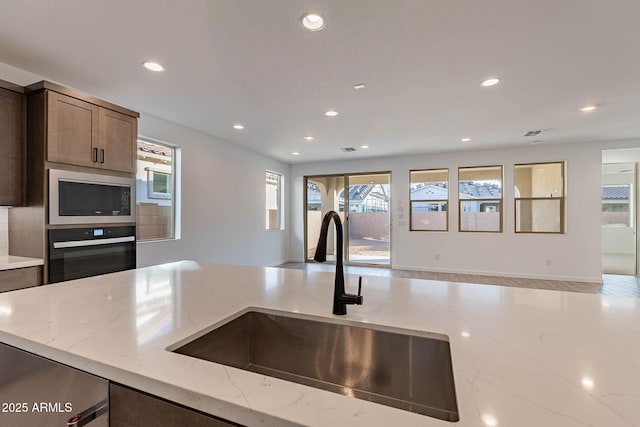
53, 236, 135, 249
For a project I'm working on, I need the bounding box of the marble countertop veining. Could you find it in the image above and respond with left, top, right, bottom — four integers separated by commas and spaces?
0, 255, 44, 271
0, 260, 638, 426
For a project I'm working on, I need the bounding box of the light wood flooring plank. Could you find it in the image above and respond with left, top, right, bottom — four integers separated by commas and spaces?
275, 263, 640, 298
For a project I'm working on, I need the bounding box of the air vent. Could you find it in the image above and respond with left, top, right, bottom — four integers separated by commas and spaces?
524, 128, 553, 137
340, 147, 356, 152
524, 130, 543, 137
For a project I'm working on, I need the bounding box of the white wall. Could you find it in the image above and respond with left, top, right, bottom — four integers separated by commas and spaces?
136, 114, 290, 267
291, 142, 607, 282
0, 61, 290, 268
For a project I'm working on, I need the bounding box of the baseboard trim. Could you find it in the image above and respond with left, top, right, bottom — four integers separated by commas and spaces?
267, 258, 301, 267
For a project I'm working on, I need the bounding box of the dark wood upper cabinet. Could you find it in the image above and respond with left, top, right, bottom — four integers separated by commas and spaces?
27, 81, 139, 174
46, 91, 137, 173
99, 107, 137, 173
0, 82, 26, 206
46, 90, 99, 168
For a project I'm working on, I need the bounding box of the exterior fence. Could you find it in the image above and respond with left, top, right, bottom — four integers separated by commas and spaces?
307, 211, 389, 257
137, 203, 172, 240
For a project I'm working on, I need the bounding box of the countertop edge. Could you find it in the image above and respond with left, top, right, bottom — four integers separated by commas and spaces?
0, 256, 44, 271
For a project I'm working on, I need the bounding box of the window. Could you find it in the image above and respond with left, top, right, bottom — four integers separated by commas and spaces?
459, 165, 503, 232
515, 162, 565, 233
146, 169, 171, 199
136, 139, 177, 241
602, 184, 630, 227
266, 171, 283, 230
410, 169, 448, 231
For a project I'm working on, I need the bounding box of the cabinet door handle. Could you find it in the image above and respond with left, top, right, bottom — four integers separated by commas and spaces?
99, 149, 105, 164
67, 399, 108, 427
92, 147, 98, 163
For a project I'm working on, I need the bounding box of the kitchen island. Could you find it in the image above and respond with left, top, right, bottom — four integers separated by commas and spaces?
0, 261, 638, 426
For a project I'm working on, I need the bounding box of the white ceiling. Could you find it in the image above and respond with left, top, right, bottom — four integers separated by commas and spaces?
1, 0, 639, 164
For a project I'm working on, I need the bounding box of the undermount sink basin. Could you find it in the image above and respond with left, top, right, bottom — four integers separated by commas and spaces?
170, 309, 459, 422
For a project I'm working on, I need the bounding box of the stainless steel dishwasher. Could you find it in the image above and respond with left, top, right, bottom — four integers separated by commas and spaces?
0, 342, 108, 426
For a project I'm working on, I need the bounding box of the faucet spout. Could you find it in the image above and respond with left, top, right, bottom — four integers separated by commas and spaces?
313, 211, 363, 315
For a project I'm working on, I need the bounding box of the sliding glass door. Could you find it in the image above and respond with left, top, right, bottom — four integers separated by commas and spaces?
305, 175, 345, 262
305, 172, 391, 266
345, 173, 391, 265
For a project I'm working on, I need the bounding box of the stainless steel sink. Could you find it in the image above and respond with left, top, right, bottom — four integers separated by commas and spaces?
170, 309, 459, 422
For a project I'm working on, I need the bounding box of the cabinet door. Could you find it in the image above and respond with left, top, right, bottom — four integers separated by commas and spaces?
109, 383, 237, 427
0, 266, 42, 292
0, 343, 108, 427
47, 91, 99, 168
98, 108, 137, 173
0, 87, 25, 205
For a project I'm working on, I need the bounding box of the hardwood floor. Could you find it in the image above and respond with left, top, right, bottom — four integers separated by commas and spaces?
275, 262, 640, 298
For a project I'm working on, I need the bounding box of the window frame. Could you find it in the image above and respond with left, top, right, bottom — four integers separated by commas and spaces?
136, 137, 179, 242
514, 161, 565, 234
458, 165, 503, 233
409, 168, 449, 232
602, 183, 632, 227
145, 167, 172, 200
266, 170, 284, 231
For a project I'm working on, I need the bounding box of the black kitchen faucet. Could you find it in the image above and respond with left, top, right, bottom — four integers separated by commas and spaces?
313, 211, 363, 315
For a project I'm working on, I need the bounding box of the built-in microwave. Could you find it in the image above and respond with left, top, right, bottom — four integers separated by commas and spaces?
49, 169, 135, 225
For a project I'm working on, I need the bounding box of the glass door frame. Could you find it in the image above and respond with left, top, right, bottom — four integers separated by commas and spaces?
304, 171, 392, 268
602, 162, 637, 275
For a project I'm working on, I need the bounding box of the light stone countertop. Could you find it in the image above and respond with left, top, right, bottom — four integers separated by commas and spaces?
0, 255, 44, 271
0, 260, 638, 426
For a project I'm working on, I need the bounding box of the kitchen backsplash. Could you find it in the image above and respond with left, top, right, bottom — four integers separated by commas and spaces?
0, 207, 8, 256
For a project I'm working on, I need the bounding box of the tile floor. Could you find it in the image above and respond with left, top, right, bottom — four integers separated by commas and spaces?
275, 262, 640, 298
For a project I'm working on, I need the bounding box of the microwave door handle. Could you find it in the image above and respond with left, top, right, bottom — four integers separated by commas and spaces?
53, 236, 135, 249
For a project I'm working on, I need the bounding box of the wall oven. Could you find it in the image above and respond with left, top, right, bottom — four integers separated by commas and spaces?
49, 169, 135, 225
48, 226, 136, 284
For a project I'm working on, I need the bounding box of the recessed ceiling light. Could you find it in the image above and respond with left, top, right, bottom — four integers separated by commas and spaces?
481, 414, 498, 427
233, 124, 244, 130
354, 83, 366, 90
361, 145, 369, 149
481, 77, 500, 87
579, 104, 597, 112
461, 138, 471, 142
304, 135, 314, 141
581, 377, 595, 390
301, 12, 325, 31
325, 110, 339, 117
292, 152, 300, 156
142, 61, 164, 72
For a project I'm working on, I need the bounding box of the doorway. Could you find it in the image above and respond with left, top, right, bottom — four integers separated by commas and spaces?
304, 172, 391, 266
602, 162, 636, 275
